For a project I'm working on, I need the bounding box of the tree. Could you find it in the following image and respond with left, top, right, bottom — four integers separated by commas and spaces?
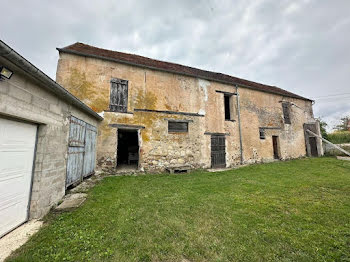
318, 119, 328, 139
334, 116, 350, 132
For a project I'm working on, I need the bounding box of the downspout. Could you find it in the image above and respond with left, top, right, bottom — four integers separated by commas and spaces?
236, 85, 244, 164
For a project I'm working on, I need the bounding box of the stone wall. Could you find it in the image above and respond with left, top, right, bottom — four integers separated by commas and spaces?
0, 57, 100, 218
56, 52, 317, 171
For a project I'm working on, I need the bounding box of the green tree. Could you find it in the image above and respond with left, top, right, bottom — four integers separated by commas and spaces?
334, 116, 350, 131
318, 119, 328, 139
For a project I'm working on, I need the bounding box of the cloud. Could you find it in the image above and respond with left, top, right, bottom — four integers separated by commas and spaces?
1, 0, 350, 129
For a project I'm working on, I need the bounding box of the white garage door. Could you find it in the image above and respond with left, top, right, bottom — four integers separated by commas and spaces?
0, 117, 37, 237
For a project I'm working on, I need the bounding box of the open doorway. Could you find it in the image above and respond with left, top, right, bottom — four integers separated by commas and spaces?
272, 136, 280, 159
117, 129, 139, 171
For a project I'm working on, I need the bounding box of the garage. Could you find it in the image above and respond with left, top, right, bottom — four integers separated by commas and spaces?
0, 40, 103, 237
0, 117, 37, 237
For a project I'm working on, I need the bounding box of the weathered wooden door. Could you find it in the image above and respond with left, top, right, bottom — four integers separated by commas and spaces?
83, 124, 97, 178
303, 123, 320, 157
110, 79, 128, 112
66, 116, 98, 188
66, 116, 86, 188
211, 135, 226, 168
272, 136, 279, 159
309, 137, 318, 157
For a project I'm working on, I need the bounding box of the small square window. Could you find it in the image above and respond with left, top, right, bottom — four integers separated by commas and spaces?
259, 128, 265, 139
168, 121, 188, 133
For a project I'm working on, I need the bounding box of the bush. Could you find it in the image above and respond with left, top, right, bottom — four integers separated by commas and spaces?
327, 131, 350, 144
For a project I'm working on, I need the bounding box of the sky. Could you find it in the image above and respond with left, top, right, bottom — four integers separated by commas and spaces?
2, 0, 350, 130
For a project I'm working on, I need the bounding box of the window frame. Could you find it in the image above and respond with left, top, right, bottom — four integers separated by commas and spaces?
224, 95, 231, 120
224, 94, 236, 121
168, 121, 189, 133
259, 128, 266, 140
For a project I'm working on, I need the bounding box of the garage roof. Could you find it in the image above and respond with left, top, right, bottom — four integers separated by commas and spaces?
0, 40, 103, 121
58, 42, 312, 102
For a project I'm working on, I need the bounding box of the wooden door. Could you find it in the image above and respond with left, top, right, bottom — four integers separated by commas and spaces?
66, 116, 86, 188
303, 123, 319, 157
83, 124, 97, 178
272, 136, 279, 159
66, 116, 98, 187
211, 135, 226, 168
309, 137, 318, 157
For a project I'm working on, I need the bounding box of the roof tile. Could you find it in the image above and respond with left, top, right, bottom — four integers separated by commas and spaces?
57, 42, 311, 101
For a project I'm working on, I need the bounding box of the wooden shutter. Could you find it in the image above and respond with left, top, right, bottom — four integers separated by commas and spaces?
282, 102, 291, 124
110, 79, 128, 112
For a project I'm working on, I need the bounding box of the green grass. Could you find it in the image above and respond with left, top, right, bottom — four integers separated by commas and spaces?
328, 131, 350, 144
7, 158, 350, 262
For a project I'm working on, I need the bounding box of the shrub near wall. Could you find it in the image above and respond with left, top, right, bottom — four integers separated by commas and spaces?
327, 131, 350, 144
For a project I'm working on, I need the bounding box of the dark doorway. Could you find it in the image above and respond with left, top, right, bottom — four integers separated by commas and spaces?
224, 95, 231, 120
309, 137, 318, 157
272, 136, 280, 159
117, 129, 139, 167
211, 135, 226, 168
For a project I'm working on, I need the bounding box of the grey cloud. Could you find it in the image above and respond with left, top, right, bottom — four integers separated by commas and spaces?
2, 0, 350, 129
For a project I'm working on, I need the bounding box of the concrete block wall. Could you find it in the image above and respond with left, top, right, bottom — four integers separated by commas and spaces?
0, 57, 99, 218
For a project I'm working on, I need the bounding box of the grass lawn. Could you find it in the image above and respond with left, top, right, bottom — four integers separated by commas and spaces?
7, 157, 350, 261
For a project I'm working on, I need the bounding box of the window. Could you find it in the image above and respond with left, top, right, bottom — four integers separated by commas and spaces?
224, 95, 231, 120
282, 102, 291, 124
110, 78, 128, 112
168, 121, 188, 133
259, 128, 265, 139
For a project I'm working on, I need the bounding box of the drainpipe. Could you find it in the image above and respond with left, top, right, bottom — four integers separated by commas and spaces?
236, 85, 244, 164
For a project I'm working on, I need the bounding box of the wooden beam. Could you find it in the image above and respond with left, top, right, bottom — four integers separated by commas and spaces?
306, 129, 350, 157
109, 124, 145, 129
215, 90, 237, 96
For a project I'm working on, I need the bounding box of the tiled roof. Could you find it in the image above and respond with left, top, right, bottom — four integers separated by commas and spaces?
57, 42, 311, 101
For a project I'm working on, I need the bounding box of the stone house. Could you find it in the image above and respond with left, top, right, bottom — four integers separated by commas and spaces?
56, 43, 322, 173
0, 40, 102, 237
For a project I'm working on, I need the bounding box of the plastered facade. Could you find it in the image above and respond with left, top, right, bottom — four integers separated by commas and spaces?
56, 52, 317, 172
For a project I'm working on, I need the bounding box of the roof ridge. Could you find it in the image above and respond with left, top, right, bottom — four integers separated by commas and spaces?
62, 42, 241, 79
58, 42, 312, 101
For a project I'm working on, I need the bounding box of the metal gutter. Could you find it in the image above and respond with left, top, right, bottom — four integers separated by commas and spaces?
57, 48, 313, 102
0, 40, 103, 121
